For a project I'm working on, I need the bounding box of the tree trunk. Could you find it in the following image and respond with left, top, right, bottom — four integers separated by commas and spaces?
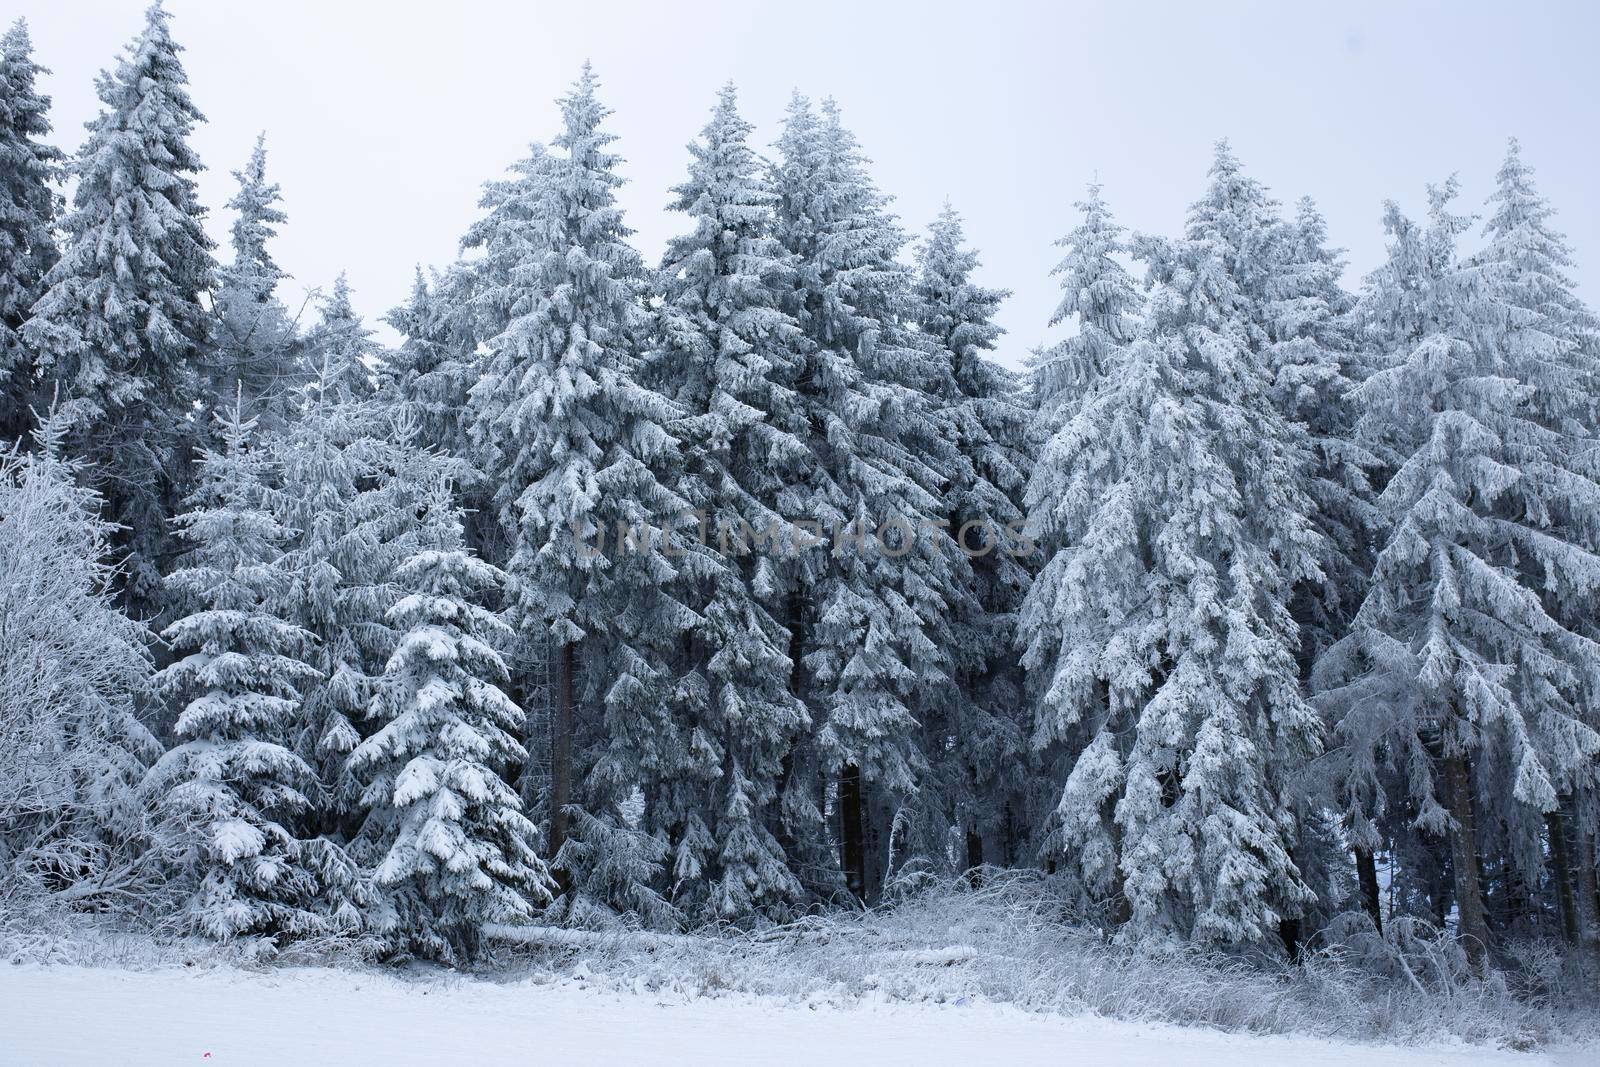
548, 640, 576, 895
1442, 752, 1490, 972
1547, 808, 1578, 944
1278, 918, 1304, 963
770, 590, 808, 878
1355, 847, 1383, 934
1574, 807, 1600, 955
864, 786, 894, 903
965, 829, 984, 887
839, 763, 865, 902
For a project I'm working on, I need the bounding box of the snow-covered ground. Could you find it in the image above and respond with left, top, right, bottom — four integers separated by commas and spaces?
0, 963, 1582, 1066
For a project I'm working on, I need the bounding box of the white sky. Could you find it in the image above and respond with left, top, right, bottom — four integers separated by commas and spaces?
17, 1, 1600, 368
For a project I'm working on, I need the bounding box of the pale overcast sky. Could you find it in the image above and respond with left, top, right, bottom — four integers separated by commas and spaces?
16, 1, 1600, 367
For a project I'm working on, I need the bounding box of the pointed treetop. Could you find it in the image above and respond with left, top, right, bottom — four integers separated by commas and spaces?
1209, 138, 1239, 178
123, 2, 196, 101
223, 131, 288, 294
3, 17, 33, 55
556, 61, 611, 151
1484, 137, 1563, 244
325, 271, 356, 315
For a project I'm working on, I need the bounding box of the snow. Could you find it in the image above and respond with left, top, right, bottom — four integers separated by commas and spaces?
0, 964, 1564, 1067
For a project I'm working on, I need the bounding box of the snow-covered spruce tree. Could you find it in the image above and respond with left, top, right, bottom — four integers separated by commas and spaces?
1261, 198, 1376, 671
379, 265, 479, 465
22, 2, 214, 614
910, 203, 1034, 871
770, 95, 959, 902
0, 413, 160, 906
352, 484, 553, 961
204, 133, 305, 434
1021, 183, 1142, 897
1030, 182, 1142, 433
147, 400, 364, 940
1316, 178, 1600, 972
648, 83, 810, 917
1472, 140, 1600, 950
269, 308, 416, 845
1158, 145, 1346, 952
1256, 198, 1378, 935
310, 273, 380, 401
466, 66, 691, 926
0, 19, 61, 444
1022, 149, 1325, 946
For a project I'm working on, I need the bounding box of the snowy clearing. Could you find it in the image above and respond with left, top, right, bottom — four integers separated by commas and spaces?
0, 964, 1580, 1067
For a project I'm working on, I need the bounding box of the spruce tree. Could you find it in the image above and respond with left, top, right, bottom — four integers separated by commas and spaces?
650, 83, 810, 916
1023, 147, 1324, 944
1473, 140, 1600, 950
911, 203, 1033, 870
380, 266, 478, 463
352, 484, 553, 961
1021, 183, 1142, 895
205, 133, 304, 432
1031, 183, 1141, 430
147, 401, 359, 939
23, 2, 214, 612
310, 273, 379, 402
270, 327, 416, 839
1318, 179, 1600, 971
466, 66, 691, 924
1263, 198, 1377, 671
770, 95, 959, 901
0, 19, 62, 444
1256, 198, 1377, 937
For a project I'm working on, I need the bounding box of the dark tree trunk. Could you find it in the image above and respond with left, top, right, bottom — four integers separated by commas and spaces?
840, 763, 865, 902
1278, 918, 1304, 963
1355, 847, 1383, 933
1442, 751, 1490, 973
786, 589, 809, 697
1501, 859, 1529, 937
548, 640, 576, 896
965, 829, 984, 887
864, 786, 894, 903
770, 590, 808, 874
1574, 809, 1600, 956
1547, 809, 1578, 944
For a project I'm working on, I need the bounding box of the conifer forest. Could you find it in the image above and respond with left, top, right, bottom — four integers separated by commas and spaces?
3, 3, 1600, 1062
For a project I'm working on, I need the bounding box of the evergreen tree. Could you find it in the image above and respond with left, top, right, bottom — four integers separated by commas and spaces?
309, 273, 379, 402
1256, 198, 1377, 936
380, 266, 478, 463
1263, 198, 1377, 670
205, 133, 304, 432
270, 334, 416, 839
1021, 183, 1143, 893
910, 203, 1033, 870
1022, 147, 1324, 944
770, 95, 960, 901
23, 2, 214, 613
352, 484, 553, 961
147, 401, 360, 939
1030, 183, 1141, 429
466, 65, 691, 924
0, 19, 62, 443
650, 83, 810, 916
1473, 140, 1600, 950
1317, 179, 1600, 971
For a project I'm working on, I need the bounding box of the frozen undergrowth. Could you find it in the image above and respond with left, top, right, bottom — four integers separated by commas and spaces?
6, 871, 1596, 1052
481, 872, 1598, 1051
